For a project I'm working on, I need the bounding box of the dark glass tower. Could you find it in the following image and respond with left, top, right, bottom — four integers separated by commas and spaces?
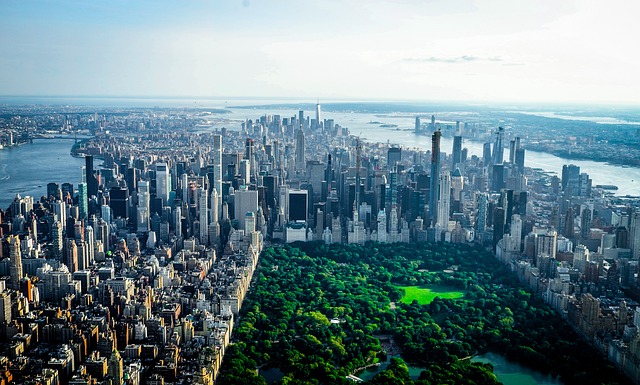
429, 130, 441, 227
86, 155, 99, 198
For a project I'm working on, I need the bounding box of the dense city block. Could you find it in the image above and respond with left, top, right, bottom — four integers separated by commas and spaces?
1, 103, 640, 384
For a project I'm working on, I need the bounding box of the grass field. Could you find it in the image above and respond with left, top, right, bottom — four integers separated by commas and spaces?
398, 285, 465, 305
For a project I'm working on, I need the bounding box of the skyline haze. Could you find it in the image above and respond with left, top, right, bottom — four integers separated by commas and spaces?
1, 0, 639, 105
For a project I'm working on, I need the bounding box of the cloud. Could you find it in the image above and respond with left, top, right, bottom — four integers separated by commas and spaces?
404, 55, 505, 63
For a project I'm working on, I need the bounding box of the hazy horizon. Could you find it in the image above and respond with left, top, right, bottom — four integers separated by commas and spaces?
2, 0, 640, 106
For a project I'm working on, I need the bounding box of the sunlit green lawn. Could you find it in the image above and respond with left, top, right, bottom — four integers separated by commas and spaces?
398, 285, 465, 305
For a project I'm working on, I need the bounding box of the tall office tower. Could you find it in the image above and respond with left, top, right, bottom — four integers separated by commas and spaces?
47, 182, 62, 201
198, 187, 208, 245
65, 239, 78, 273
9, 235, 23, 290
452, 135, 462, 169
295, 129, 305, 172
109, 187, 130, 221
579, 173, 592, 197
561, 164, 581, 195
212, 134, 223, 202
288, 189, 309, 222
78, 182, 89, 219
430, 114, 436, 128
155, 162, 170, 206
137, 180, 150, 232
298, 110, 304, 129
97, 219, 110, 251
51, 220, 63, 259
86, 155, 99, 197
354, 139, 363, 211
210, 188, 219, 224
387, 147, 401, 170
244, 138, 255, 181
491, 126, 505, 165
77, 240, 89, 271
52, 200, 67, 230
415, 116, 421, 132
429, 130, 441, 227
174, 206, 183, 239
234, 186, 258, 231
482, 142, 492, 168
491, 164, 505, 192
126, 167, 138, 193
476, 193, 488, 234
509, 139, 516, 164
61, 182, 73, 201
630, 212, 640, 259
437, 172, 451, 230
451, 168, 464, 202
515, 148, 526, 174
580, 206, 592, 239
85, 225, 95, 266
492, 207, 506, 251
101, 204, 112, 224
239, 159, 250, 185
316, 100, 321, 130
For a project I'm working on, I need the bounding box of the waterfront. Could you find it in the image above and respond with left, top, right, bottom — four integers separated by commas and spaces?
2, 103, 640, 210
218, 106, 640, 197
0, 139, 86, 208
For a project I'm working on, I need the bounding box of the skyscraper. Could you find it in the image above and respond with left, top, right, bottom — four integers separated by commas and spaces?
452, 135, 462, 169
437, 172, 451, 230
429, 130, 441, 227
295, 129, 305, 172
65, 238, 78, 273
244, 138, 255, 182
86, 155, 99, 198
212, 134, 223, 204
9, 235, 23, 290
78, 182, 88, 219
198, 187, 208, 245
51, 220, 63, 259
316, 100, 321, 130
155, 162, 170, 206
137, 181, 150, 232
234, 186, 258, 231
415, 116, 421, 132
388, 147, 401, 170
491, 126, 505, 165
561, 164, 581, 196
288, 189, 309, 223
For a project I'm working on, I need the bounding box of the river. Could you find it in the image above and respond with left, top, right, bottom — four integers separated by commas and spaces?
0, 139, 86, 208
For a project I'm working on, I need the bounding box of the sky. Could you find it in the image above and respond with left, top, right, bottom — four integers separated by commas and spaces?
1, 0, 639, 105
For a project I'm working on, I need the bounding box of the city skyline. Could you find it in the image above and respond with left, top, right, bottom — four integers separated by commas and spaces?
2, 0, 640, 105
